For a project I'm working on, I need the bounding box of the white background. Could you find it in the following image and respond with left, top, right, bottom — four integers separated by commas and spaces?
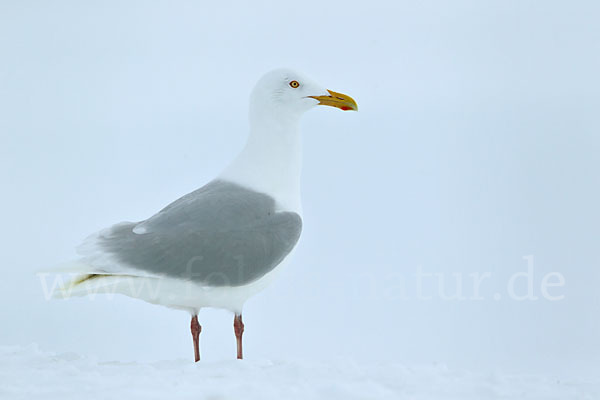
1, 0, 598, 378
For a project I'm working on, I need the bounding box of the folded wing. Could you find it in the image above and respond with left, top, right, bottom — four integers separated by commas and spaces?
77, 180, 302, 287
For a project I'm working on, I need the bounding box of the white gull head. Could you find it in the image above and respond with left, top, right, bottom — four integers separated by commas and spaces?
220, 68, 357, 214
249, 68, 357, 125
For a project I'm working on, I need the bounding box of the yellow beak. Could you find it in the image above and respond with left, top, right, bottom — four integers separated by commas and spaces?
308, 90, 358, 111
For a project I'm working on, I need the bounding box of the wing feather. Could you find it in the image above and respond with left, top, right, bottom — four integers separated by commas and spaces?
77, 180, 302, 287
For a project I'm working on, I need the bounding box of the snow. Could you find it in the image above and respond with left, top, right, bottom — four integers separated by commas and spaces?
2, 344, 597, 400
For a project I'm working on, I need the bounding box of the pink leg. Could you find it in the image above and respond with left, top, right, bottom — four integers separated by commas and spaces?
233, 314, 244, 359
190, 315, 201, 362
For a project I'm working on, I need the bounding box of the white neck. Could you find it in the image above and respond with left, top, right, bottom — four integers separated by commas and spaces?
218, 115, 303, 214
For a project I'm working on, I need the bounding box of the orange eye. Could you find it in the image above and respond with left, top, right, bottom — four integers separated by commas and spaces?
289, 80, 300, 88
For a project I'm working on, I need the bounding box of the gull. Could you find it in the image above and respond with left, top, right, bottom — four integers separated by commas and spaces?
53, 69, 357, 361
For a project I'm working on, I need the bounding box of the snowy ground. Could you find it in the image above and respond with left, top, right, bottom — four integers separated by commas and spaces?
1, 344, 597, 400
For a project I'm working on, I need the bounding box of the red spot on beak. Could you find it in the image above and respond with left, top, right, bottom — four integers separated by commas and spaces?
341, 106, 352, 111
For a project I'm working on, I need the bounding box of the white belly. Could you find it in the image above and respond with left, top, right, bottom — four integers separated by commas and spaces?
60, 252, 295, 314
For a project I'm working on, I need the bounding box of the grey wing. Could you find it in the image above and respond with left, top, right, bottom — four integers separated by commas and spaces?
80, 180, 302, 287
